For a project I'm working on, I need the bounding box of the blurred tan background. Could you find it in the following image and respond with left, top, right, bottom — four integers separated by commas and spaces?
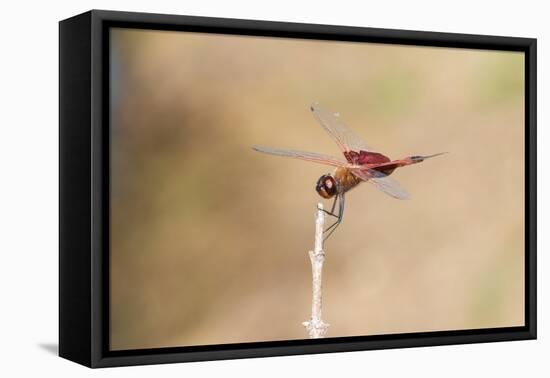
109, 28, 524, 351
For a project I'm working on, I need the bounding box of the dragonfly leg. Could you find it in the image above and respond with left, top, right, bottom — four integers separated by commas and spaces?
320, 196, 339, 219
323, 193, 345, 241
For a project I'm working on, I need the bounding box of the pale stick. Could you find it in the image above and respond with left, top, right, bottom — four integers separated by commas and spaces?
302, 203, 329, 338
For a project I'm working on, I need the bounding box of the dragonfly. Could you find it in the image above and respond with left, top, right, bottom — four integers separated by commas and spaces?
253, 103, 446, 240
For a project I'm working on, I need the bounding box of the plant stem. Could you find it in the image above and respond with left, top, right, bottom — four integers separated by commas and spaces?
302, 203, 329, 338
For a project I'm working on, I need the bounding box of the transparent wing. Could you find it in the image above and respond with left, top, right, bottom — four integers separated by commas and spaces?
310, 103, 371, 155
252, 145, 349, 168
370, 175, 411, 200
350, 168, 410, 200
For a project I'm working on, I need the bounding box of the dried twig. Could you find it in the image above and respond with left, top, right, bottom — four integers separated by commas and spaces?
302, 203, 329, 338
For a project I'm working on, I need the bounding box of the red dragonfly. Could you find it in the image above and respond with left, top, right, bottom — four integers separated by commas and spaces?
253, 103, 446, 239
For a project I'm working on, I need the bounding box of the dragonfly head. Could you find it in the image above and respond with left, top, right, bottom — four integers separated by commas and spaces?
316, 174, 338, 199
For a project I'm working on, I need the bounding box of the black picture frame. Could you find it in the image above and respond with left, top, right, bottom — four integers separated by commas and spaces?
59, 9, 537, 368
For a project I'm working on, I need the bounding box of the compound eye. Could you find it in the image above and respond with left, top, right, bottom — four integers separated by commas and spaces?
325, 177, 338, 196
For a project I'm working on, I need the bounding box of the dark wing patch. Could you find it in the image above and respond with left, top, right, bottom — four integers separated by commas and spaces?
356, 151, 391, 165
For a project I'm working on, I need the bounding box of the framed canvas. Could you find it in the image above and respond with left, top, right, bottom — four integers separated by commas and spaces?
59, 10, 537, 368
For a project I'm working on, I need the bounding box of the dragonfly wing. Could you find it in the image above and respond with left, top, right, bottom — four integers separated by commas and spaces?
253, 145, 350, 168
370, 175, 411, 200
310, 103, 371, 155
351, 168, 410, 200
